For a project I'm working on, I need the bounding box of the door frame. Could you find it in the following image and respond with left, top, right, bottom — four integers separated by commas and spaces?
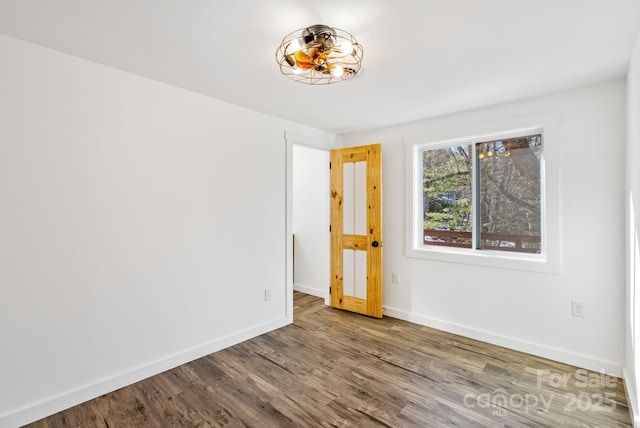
285, 131, 337, 318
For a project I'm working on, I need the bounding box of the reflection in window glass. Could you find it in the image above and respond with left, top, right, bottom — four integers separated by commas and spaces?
478, 135, 542, 253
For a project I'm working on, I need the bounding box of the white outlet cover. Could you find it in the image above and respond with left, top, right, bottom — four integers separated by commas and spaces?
572, 301, 585, 318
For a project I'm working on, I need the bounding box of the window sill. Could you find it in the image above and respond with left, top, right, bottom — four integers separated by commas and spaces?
406, 245, 560, 274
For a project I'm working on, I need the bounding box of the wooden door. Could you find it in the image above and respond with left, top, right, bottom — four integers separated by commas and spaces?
330, 144, 382, 318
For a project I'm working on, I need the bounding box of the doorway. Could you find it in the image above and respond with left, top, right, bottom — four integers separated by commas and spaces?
291, 144, 330, 305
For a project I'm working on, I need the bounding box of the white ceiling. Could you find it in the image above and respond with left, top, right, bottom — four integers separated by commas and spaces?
0, 1, 639, 134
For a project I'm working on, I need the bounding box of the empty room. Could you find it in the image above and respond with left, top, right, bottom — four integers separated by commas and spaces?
2, 1, 640, 427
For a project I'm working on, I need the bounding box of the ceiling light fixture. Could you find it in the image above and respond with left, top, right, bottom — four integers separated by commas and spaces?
275, 25, 363, 85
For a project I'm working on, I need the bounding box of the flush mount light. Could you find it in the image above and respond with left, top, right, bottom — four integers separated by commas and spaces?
275, 24, 363, 85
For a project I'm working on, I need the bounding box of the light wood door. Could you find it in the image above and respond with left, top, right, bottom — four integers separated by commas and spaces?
330, 144, 382, 318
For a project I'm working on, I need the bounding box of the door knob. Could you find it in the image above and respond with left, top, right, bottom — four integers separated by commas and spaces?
372, 241, 379, 247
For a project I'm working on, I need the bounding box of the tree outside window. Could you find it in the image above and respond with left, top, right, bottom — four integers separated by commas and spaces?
422, 133, 542, 254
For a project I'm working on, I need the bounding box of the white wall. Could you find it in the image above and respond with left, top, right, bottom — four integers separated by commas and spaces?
625, 30, 640, 427
0, 34, 334, 427
292, 145, 330, 298
342, 80, 626, 375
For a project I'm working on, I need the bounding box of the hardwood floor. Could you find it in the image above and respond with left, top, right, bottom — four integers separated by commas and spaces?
27, 291, 631, 427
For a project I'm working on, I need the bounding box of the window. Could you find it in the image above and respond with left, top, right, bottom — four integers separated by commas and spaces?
407, 127, 553, 270
422, 132, 542, 254
406, 115, 562, 274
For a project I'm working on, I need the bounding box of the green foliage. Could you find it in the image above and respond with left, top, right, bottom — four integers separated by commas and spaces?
422, 136, 542, 250
422, 145, 472, 232
424, 206, 471, 230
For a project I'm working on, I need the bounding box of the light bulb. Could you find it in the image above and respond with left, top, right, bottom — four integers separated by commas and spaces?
339, 40, 353, 54
287, 37, 304, 54
331, 65, 344, 77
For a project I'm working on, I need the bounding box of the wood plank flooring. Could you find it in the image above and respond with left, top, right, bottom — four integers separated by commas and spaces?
26, 292, 632, 427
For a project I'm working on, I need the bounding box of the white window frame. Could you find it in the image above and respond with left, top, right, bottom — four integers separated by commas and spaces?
405, 117, 561, 274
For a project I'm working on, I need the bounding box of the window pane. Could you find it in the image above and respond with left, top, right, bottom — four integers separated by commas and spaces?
477, 135, 542, 253
422, 145, 473, 248
342, 162, 367, 236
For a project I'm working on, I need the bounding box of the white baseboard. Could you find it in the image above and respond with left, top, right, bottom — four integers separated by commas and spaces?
623, 366, 640, 428
0, 316, 291, 428
293, 283, 328, 300
383, 306, 623, 377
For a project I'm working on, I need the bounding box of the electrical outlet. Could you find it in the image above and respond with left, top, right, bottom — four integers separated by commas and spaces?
391, 272, 400, 285
264, 288, 272, 302
572, 301, 585, 318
